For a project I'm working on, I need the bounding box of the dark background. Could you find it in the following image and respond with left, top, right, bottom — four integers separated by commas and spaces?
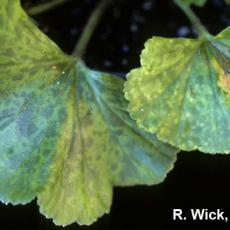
1, 0, 230, 229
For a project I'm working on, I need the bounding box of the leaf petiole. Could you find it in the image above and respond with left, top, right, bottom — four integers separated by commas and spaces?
174, 0, 212, 40
26, 0, 71, 16
72, 0, 113, 58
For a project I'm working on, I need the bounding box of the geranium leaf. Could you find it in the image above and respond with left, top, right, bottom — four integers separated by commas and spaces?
0, 0, 178, 226
124, 27, 230, 153
0, 0, 72, 204
37, 62, 178, 225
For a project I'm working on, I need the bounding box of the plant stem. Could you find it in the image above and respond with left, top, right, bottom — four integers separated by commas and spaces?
174, 0, 212, 40
27, 0, 71, 16
72, 0, 112, 58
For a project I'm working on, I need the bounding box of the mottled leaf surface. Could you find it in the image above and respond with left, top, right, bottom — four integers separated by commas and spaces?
37, 62, 178, 225
125, 27, 230, 153
0, 0, 178, 226
0, 0, 72, 204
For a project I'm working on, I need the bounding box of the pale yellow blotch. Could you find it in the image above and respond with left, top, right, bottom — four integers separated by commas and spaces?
212, 57, 230, 94
218, 72, 230, 94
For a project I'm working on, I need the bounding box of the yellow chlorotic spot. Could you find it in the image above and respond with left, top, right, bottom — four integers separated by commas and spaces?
212, 58, 230, 94
218, 72, 230, 94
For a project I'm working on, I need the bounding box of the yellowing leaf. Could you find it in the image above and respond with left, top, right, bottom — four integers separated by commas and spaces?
0, 0, 178, 226
0, 0, 71, 204
125, 27, 230, 153
37, 62, 178, 225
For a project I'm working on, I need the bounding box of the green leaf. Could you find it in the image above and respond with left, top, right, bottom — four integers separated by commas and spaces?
0, 0, 178, 225
225, 0, 230, 4
177, 0, 207, 7
125, 27, 230, 154
0, 0, 71, 204
37, 62, 178, 225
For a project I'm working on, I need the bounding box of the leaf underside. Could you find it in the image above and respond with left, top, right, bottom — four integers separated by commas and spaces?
125, 27, 230, 153
0, 0, 178, 226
